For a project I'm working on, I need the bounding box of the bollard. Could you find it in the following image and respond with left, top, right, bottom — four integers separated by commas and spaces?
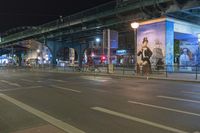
196, 65, 198, 80
123, 65, 125, 75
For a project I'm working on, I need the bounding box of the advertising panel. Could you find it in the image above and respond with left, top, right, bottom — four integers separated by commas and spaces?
179, 40, 199, 71
174, 32, 199, 71
110, 30, 118, 48
137, 21, 166, 72
103, 29, 118, 49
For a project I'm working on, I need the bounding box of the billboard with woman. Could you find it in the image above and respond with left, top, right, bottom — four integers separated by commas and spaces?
137, 21, 166, 73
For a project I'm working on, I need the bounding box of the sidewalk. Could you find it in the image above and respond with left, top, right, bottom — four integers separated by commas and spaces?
28, 68, 200, 83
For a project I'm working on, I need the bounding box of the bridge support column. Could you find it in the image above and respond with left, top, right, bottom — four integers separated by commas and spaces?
78, 51, 84, 68
52, 44, 57, 66
74, 43, 88, 68
46, 41, 64, 66
16, 52, 22, 66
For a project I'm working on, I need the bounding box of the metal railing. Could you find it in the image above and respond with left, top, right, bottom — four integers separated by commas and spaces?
0, 64, 199, 81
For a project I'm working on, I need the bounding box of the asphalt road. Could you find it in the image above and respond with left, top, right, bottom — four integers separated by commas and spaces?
0, 70, 200, 133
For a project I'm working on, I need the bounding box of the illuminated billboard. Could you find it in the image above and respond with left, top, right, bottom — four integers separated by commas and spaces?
137, 21, 167, 72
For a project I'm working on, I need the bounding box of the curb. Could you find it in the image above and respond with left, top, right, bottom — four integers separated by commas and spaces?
30, 69, 200, 83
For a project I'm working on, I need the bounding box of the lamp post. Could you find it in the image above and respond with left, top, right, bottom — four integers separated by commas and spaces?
131, 22, 139, 74
96, 38, 100, 43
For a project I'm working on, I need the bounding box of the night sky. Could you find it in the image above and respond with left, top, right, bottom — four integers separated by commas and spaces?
0, 0, 113, 32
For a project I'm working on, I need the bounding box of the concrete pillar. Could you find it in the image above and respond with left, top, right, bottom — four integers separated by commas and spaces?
46, 41, 64, 66
79, 52, 84, 67
77, 43, 89, 67
69, 48, 75, 66
16, 52, 22, 66
72, 43, 89, 68
52, 44, 57, 66
75, 45, 83, 67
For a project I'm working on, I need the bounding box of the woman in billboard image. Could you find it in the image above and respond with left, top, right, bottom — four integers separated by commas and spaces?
151, 39, 164, 70
180, 48, 190, 66
137, 37, 153, 74
179, 48, 193, 71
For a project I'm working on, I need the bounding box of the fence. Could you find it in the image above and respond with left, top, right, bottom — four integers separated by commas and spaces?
0, 64, 200, 81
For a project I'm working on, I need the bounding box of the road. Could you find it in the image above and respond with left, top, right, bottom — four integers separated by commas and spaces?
0, 70, 200, 133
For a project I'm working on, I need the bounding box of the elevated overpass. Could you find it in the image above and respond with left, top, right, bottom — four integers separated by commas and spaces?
0, 0, 182, 45
0, 0, 199, 66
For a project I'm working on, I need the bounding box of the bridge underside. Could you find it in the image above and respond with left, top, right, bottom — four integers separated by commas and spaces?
0, 0, 200, 66
167, 7, 200, 25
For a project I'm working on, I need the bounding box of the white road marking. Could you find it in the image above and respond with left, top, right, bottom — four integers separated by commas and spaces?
128, 101, 200, 117
182, 91, 200, 96
0, 86, 43, 92
0, 93, 85, 133
48, 79, 66, 83
93, 76, 112, 80
37, 81, 43, 83
25, 86, 43, 89
158, 96, 200, 104
0, 80, 21, 87
81, 76, 110, 82
21, 79, 33, 82
51, 85, 81, 93
183, 84, 200, 88
193, 131, 200, 133
92, 107, 188, 133
91, 89, 107, 93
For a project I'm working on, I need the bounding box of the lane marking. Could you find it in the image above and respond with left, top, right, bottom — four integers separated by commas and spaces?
81, 76, 110, 82
25, 86, 43, 89
51, 85, 81, 93
158, 96, 200, 104
183, 84, 200, 88
0, 93, 85, 133
182, 91, 200, 96
48, 79, 66, 83
91, 107, 188, 133
0, 86, 43, 92
91, 89, 107, 93
21, 79, 34, 82
0, 80, 21, 87
128, 101, 200, 117
81, 76, 112, 80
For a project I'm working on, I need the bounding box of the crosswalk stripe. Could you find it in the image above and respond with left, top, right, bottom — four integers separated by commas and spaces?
0, 93, 85, 133
92, 107, 188, 133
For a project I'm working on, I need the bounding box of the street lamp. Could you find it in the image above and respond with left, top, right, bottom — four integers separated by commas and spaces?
37, 49, 40, 53
131, 22, 140, 74
131, 22, 140, 29
96, 38, 101, 43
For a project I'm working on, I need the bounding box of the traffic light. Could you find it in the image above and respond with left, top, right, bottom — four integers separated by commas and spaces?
101, 55, 106, 63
